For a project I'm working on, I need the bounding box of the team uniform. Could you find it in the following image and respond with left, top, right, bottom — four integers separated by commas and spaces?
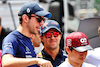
2, 30, 37, 67
59, 58, 96, 67
37, 49, 67, 67
85, 47, 100, 67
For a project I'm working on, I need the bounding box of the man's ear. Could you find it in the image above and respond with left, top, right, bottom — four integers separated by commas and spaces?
22, 14, 29, 23
66, 47, 70, 54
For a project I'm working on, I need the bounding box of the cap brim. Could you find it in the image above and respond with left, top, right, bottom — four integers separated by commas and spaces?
42, 26, 61, 34
73, 45, 93, 52
35, 11, 52, 18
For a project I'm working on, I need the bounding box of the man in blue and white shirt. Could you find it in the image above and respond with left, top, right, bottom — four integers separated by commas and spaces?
2, 2, 53, 67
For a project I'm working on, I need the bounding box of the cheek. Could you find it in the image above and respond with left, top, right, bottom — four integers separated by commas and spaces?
32, 24, 36, 29
42, 37, 48, 43
69, 51, 79, 60
27, 21, 34, 27
31, 22, 38, 31
70, 54, 78, 61
30, 19, 38, 26
57, 38, 61, 43
84, 52, 87, 58
56, 36, 61, 43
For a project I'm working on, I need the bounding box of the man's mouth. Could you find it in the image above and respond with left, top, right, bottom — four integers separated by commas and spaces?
36, 27, 40, 31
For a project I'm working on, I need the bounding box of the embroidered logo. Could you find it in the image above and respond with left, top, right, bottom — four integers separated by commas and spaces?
25, 46, 32, 58
42, 23, 48, 30
51, 22, 58, 25
4, 42, 13, 50
80, 38, 87, 45
37, 52, 43, 58
66, 39, 72, 46
27, 8, 30, 13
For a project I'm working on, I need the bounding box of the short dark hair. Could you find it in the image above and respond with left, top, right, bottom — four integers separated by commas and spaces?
68, 47, 73, 51
19, 14, 31, 24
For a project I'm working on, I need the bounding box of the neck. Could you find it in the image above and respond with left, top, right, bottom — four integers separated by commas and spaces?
17, 25, 32, 38
44, 47, 59, 60
67, 58, 82, 67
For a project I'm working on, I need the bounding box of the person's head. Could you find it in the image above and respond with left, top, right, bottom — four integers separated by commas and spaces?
65, 32, 93, 64
40, 20, 62, 50
18, 2, 52, 34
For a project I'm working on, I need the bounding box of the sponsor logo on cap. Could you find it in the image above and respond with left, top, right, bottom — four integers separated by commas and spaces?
27, 8, 30, 13
66, 39, 72, 46
80, 38, 87, 45
51, 22, 58, 25
42, 23, 48, 30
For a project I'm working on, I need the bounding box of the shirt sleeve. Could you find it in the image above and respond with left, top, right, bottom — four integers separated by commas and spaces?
2, 35, 18, 56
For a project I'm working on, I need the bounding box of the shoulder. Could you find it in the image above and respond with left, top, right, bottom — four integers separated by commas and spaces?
3, 30, 22, 42
58, 61, 66, 67
2, 30, 22, 48
58, 59, 71, 67
3, 31, 17, 42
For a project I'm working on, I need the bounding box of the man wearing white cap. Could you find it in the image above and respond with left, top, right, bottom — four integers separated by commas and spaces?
59, 32, 96, 67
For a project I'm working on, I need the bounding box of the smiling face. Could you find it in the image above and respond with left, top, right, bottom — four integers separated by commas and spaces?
66, 47, 87, 65
41, 29, 62, 50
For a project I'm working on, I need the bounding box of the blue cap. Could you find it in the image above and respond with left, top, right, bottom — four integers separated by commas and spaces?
40, 20, 61, 34
18, 2, 52, 18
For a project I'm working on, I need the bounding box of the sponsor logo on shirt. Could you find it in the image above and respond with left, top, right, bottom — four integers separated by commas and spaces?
25, 46, 32, 58
4, 42, 13, 50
